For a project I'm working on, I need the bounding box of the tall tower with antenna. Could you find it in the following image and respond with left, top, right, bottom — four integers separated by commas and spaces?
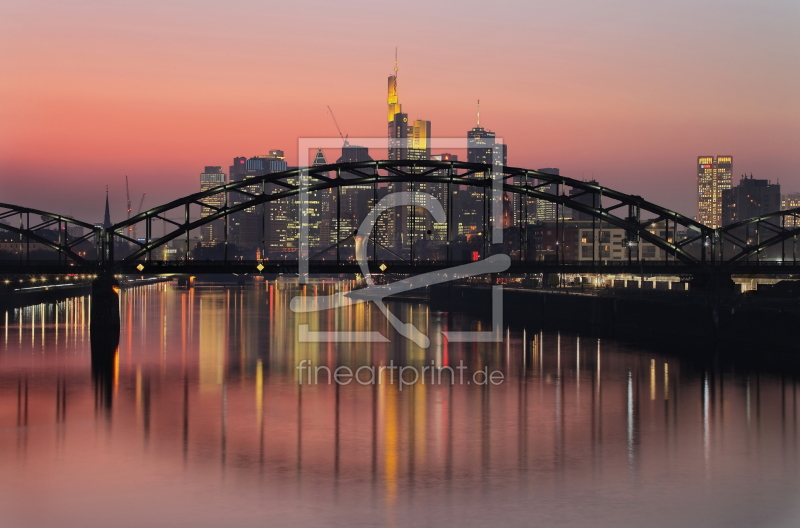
387, 48, 407, 161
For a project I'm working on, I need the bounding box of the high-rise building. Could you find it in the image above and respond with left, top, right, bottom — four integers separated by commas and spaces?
535, 168, 560, 222
385, 53, 433, 255
467, 121, 506, 168
721, 174, 780, 226
199, 166, 226, 247
697, 156, 733, 228
459, 106, 508, 236
334, 145, 376, 252
228, 152, 288, 253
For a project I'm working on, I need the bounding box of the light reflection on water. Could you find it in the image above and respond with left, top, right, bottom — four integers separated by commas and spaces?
1, 280, 800, 527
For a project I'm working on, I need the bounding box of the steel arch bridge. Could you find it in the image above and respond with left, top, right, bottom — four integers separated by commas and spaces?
2, 160, 800, 276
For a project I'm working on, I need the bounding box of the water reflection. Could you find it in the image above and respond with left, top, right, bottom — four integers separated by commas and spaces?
1, 281, 799, 527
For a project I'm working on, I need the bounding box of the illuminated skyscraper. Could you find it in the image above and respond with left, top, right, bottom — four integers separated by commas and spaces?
535, 168, 559, 222
199, 166, 226, 247
385, 52, 432, 254
458, 107, 508, 235
387, 51, 404, 161
697, 156, 732, 228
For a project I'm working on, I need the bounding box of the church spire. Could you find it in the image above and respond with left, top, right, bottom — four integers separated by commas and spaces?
103, 186, 112, 229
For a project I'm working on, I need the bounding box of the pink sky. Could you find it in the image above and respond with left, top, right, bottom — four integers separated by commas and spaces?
1, 0, 798, 222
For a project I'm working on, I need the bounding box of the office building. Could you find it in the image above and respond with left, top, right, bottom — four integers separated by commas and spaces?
199, 166, 226, 247
697, 156, 733, 228
535, 169, 560, 222
458, 106, 508, 236
721, 174, 780, 226
782, 192, 800, 228
228, 152, 288, 253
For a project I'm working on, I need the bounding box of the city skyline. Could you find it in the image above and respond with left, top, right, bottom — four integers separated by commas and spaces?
1, 1, 798, 224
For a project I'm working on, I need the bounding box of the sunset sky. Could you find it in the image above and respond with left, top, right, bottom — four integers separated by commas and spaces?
1, 0, 798, 222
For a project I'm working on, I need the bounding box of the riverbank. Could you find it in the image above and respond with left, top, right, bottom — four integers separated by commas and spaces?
0, 276, 172, 310
430, 283, 800, 354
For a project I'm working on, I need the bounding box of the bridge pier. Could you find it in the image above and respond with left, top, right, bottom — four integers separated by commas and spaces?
90, 273, 120, 350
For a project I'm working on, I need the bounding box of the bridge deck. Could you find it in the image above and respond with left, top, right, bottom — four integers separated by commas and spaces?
2, 259, 799, 275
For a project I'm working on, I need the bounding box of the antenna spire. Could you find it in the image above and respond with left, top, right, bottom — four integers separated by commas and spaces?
477, 99, 480, 126
394, 47, 398, 77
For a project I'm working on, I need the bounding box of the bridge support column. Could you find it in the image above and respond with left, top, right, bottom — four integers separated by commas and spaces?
90, 273, 120, 351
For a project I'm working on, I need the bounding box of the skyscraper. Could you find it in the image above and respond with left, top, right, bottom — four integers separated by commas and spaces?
467, 117, 506, 168
697, 156, 733, 229
199, 166, 226, 247
385, 52, 432, 254
387, 51, 404, 162
228, 152, 288, 253
460, 104, 508, 236
535, 169, 559, 222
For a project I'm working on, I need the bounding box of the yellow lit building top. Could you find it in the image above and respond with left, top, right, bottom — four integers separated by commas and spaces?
388, 75, 402, 122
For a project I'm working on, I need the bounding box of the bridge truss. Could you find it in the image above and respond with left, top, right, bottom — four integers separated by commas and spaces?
2, 161, 800, 276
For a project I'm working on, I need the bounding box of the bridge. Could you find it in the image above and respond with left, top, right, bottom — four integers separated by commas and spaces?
4, 159, 800, 345
2, 160, 799, 277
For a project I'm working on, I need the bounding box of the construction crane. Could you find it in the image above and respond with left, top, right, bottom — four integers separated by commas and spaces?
125, 175, 132, 221
327, 106, 349, 147
124, 175, 135, 239
132, 193, 146, 242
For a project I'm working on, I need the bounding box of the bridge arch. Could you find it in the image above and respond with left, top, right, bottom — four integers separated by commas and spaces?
109, 160, 712, 268
718, 208, 800, 264
0, 203, 101, 266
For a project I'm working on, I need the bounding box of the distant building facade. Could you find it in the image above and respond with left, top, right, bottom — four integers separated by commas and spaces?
721, 174, 780, 226
531, 220, 676, 262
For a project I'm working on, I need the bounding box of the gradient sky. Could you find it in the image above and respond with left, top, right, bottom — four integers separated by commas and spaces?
1, 0, 798, 222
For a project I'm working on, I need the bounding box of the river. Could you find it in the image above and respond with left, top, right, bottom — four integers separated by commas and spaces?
1, 280, 799, 527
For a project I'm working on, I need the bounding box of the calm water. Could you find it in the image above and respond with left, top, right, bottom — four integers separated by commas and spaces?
1, 280, 800, 527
